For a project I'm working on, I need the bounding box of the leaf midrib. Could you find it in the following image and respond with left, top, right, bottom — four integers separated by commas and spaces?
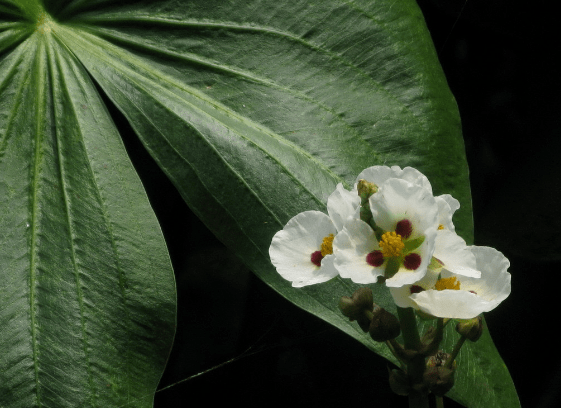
28, 32, 45, 408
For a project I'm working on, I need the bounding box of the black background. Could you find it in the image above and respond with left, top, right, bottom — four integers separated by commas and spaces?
115, 1, 560, 407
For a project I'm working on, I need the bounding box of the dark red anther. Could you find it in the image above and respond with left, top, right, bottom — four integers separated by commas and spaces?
366, 250, 384, 267
410, 285, 425, 294
395, 219, 413, 239
403, 253, 422, 270
311, 251, 323, 267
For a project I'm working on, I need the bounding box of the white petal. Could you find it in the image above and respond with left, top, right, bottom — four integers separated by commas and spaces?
269, 211, 338, 287
291, 254, 338, 287
369, 178, 439, 238
412, 246, 511, 318
333, 218, 383, 284
439, 194, 460, 214
389, 268, 441, 308
434, 230, 480, 278
435, 195, 459, 231
411, 290, 486, 319
445, 246, 511, 306
327, 183, 361, 232
355, 165, 432, 194
389, 286, 416, 308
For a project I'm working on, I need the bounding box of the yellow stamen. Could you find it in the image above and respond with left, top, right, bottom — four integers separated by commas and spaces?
320, 234, 335, 257
379, 231, 404, 258
435, 277, 461, 291
438, 224, 445, 230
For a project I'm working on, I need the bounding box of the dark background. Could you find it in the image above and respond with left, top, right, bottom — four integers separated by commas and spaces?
117, 1, 560, 407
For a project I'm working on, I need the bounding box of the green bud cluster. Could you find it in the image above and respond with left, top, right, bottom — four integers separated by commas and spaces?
339, 288, 400, 341
339, 287, 485, 403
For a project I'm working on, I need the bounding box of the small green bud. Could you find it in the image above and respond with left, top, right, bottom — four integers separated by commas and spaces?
338, 287, 374, 332
456, 316, 484, 342
357, 179, 378, 204
368, 306, 401, 342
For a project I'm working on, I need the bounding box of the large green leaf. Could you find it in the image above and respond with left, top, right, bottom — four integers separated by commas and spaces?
0, 3, 176, 407
0, 1, 518, 407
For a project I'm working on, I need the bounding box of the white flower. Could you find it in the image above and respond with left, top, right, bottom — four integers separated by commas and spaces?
391, 246, 511, 319
356, 165, 461, 233
354, 165, 432, 193
333, 178, 439, 287
269, 183, 359, 287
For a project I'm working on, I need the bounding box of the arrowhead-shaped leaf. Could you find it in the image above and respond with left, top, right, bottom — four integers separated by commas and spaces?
1, 1, 518, 407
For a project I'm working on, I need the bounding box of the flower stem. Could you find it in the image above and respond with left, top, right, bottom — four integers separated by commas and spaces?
436, 395, 445, 408
396, 306, 421, 350
444, 335, 467, 369
386, 339, 406, 370
396, 307, 428, 408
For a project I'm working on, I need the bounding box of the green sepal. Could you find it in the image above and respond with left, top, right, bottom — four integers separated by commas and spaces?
385, 258, 401, 279
428, 256, 444, 273
403, 235, 425, 253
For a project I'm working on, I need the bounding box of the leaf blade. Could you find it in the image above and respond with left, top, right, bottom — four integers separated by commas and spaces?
0, 24, 176, 407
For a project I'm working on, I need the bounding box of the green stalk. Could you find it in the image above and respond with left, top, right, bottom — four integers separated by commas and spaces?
396, 307, 428, 408
444, 335, 467, 369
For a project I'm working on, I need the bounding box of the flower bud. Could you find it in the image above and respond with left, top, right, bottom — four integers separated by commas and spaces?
338, 287, 374, 332
357, 179, 378, 203
423, 366, 455, 396
424, 351, 456, 396
456, 316, 484, 342
420, 325, 443, 357
388, 368, 410, 396
368, 306, 401, 342
426, 350, 454, 368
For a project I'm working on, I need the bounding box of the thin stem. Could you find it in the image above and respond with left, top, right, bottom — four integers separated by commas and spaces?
396, 307, 428, 408
386, 339, 406, 370
396, 307, 421, 350
444, 335, 467, 369
436, 395, 445, 408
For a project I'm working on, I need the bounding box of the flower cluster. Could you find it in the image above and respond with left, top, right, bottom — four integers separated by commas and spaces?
269, 165, 511, 320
